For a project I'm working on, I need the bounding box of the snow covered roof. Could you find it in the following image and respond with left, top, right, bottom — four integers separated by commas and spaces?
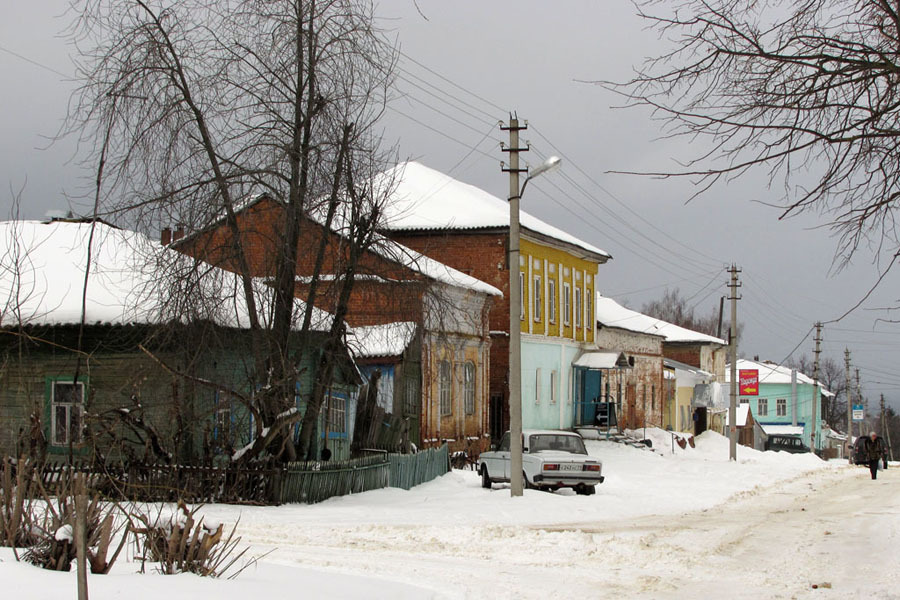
178, 194, 502, 298
573, 350, 630, 369
595, 295, 727, 345
725, 404, 751, 427
348, 321, 416, 358
760, 424, 805, 437
724, 359, 832, 395
0, 220, 333, 330
377, 162, 611, 262
664, 358, 713, 378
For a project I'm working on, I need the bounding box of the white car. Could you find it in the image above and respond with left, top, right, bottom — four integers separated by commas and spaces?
478, 430, 604, 495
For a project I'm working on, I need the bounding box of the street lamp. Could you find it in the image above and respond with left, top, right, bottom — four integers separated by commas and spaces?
507, 150, 562, 497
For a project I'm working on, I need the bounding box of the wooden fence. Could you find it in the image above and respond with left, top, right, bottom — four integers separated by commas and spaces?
14, 444, 449, 506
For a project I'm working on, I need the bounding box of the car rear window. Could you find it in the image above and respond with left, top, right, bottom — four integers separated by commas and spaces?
528, 434, 587, 455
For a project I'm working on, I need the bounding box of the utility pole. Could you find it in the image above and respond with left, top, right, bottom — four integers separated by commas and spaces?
811, 322, 822, 453
845, 348, 852, 461
882, 394, 894, 461
855, 368, 862, 438
727, 265, 741, 461
501, 115, 527, 497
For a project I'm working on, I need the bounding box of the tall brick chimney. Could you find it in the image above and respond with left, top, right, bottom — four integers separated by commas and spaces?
173, 224, 185, 242
161, 227, 172, 245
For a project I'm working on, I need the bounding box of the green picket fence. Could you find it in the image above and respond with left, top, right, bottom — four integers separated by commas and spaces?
278, 445, 449, 503
389, 445, 450, 490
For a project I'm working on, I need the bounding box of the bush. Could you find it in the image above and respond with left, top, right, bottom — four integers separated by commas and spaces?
131, 500, 246, 577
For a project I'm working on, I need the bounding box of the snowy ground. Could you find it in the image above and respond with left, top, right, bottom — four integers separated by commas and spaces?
2, 430, 897, 599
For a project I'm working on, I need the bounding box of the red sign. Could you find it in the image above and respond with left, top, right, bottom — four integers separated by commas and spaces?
739, 369, 759, 395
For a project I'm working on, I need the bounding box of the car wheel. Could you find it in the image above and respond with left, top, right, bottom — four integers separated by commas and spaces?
523, 471, 536, 490
481, 466, 492, 489
575, 484, 596, 496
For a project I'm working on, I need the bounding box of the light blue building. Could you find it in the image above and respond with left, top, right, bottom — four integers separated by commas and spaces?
725, 359, 830, 450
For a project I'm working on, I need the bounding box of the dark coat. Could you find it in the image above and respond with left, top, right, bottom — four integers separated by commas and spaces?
863, 435, 886, 462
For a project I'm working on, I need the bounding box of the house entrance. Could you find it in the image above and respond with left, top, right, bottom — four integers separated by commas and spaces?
693, 406, 708, 436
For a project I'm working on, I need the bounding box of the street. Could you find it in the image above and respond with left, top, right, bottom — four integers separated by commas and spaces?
234, 466, 898, 599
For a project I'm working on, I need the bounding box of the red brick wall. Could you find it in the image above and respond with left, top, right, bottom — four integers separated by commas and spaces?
663, 346, 702, 369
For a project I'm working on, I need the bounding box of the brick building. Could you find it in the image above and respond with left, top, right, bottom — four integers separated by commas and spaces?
378, 162, 611, 436
173, 196, 501, 453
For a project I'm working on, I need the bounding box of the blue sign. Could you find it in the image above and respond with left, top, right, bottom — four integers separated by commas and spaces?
852, 404, 865, 422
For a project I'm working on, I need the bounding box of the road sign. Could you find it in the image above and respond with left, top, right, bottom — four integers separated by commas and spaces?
852, 404, 865, 421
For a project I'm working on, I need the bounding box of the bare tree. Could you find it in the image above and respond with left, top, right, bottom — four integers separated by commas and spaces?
607, 0, 900, 277
66, 0, 398, 462
640, 287, 727, 337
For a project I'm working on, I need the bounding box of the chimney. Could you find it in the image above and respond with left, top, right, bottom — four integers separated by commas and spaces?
173, 224, 185, 242
161, 227, 172, 245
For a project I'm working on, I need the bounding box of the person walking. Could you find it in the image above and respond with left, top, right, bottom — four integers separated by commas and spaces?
863, 431, 886, 480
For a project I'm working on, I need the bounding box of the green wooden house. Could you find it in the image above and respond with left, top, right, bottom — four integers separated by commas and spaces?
0, 219, 360, 464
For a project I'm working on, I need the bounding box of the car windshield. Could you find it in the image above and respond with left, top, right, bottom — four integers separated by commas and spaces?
528, 434, 587, 455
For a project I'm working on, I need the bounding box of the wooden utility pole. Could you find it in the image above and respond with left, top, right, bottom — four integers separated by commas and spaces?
845, 348, 852, 460
811, 322, 822, 453
728, 265, 741, 461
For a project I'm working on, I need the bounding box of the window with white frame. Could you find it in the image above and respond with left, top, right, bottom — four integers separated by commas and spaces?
563, 283, 571, 325
519, 272, 525, 320
776, 398, 787, 416
327, 394, 347, 433
439, 360, 452, 416
740, 398, 749, 404
586, 291, 592, 328
535, 368, 542, 404
550, 370, 558, 405
533, 275, 542, 322
757, 397, 768, 416
214, 392, 232, 443
548, 279, 557, 323
404, 376, 419, 417
51, 381, 85, 446
464, 362, 476, 415
575, 288, 583, 327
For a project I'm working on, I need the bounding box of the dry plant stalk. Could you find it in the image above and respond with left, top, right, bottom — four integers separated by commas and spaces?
131, 500, 247, 577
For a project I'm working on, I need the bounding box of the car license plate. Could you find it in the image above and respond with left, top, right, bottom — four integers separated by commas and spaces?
560, 464, 581, 471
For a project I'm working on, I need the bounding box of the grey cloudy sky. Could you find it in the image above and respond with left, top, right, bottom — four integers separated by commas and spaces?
1, 0, 898, 411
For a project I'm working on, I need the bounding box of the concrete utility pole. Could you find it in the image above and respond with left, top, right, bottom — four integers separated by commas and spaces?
501, 116, 527, 497
728, 265, 741, 461
501, 117, 562, 498
811, 322, 822, 453
845, 348, 852, 460
856, 368, 862, 437
882, 394, 894, 461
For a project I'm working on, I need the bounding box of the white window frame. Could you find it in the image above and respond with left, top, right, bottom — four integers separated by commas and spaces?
535, 368, 542, 405
586, 290, 592, 329
439, 360, 452, 416
463, 361, 476, 415
575, 288, 583, 328
563, 282, 571, 325
327, 394, 347, 433
51, 381, 85, 447
550, 370, 558, 405
776, 398, 787, 417
548, 279, 557, 324
519, 272, 525, 321
758, 397, 768, 417
533, 275, 542, 323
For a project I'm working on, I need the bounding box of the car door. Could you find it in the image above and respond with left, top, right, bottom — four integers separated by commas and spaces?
497, 432, 511, 479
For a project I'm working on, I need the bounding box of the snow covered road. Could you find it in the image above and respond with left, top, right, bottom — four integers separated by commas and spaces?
4, 432, 896, 599
229, 467, 897, 599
